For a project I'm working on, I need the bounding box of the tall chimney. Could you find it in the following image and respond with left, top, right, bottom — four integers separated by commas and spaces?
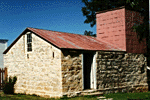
96, 6, 146, 53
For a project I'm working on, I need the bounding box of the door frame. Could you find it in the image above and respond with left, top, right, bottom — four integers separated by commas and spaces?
82, 52, 97, 90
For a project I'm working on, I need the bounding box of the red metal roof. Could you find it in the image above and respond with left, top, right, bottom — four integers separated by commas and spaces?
3, 27, 122, 54
27, 27, 121, 51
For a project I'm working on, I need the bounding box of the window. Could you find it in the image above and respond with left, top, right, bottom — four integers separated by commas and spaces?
27, 33, 32, 52
53, 52, 54, 58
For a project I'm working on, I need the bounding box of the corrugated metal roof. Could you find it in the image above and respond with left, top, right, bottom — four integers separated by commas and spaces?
3, 27, 122, 54
27, 27, 121, 51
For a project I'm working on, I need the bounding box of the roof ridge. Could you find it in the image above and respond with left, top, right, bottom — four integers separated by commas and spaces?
27, 27, 94, 38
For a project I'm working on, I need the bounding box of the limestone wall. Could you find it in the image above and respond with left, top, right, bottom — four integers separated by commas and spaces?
61, 50, 83, 96
4, 32, 62, 98
96, 51, 148, 93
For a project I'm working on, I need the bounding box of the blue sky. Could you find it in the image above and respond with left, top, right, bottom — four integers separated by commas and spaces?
0, 0, 96, 46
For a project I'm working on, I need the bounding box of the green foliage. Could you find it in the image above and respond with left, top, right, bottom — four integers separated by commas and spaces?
3, 76, 17, 94
84, 30, 96, 37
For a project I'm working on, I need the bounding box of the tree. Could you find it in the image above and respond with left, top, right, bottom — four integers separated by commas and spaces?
84, 30, 96, 37
81, 0, 149, 65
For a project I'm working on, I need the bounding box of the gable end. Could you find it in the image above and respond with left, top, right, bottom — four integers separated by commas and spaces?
3, 28, 60, 54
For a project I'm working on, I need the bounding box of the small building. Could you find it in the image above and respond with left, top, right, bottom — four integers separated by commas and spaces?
0, 39, 8, 69
3, 6, 148, 98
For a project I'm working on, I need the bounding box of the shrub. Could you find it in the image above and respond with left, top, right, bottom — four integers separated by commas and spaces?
3, 76, 17, 94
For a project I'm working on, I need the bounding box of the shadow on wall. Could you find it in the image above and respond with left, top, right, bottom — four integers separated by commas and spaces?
62, 50, 81, 58
147, 68, 150, 91
147, 53, 150, 91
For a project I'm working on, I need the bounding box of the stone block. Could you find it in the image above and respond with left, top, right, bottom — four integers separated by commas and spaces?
77, 65, 82, 68
74, 70, 80, 75
68, 66, 74, 71
62, 66, 68, 71
38, 82, 47, 87
21, 84, 26, 88
63, 87, 69, 92
53, 88, 59, 92
36, 86, 43, 90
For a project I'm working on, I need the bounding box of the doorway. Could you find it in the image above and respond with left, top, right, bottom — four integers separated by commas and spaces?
83, 52, 96, 90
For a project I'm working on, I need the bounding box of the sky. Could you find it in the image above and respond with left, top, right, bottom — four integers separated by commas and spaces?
0, 0, 96, 46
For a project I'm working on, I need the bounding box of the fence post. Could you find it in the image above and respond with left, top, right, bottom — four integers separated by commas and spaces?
1, 68, 4, 89
0, 68, 7, 90
4, 67, 7, 81
0, 68, 1, 90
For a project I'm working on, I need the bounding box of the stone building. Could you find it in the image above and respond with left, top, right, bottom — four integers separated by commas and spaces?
3, 6, 148, 98
0, 39, 8, 69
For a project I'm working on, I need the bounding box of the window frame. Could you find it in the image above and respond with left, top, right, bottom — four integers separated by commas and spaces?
27, 33, 32, 52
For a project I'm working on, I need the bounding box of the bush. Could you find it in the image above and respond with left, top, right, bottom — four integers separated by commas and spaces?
3, 76, 17, 94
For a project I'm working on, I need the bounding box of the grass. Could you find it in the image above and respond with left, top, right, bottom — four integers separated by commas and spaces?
0, 92, 98, 100
0, 92, 150, 100
104, 92, 150, 100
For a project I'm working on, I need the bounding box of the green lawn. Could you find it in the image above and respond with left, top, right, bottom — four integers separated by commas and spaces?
0, 93, 98, 100
104, 92, 150, 100
0, 92, 150, 100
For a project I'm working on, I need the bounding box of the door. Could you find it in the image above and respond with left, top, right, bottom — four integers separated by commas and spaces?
83, 52, 96, 89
